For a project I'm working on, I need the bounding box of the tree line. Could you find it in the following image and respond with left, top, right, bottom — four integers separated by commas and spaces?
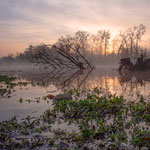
0, 24, 149, 69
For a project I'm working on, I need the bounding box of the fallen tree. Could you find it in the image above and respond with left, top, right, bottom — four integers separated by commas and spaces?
119, 54, 150, 72
32, 32, 94, 70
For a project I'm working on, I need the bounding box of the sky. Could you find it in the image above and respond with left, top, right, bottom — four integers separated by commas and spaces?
0, 0, 150, 57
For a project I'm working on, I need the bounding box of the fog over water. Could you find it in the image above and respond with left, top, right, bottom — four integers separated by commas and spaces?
1, 62, 150, 121
1, 1, 150, 149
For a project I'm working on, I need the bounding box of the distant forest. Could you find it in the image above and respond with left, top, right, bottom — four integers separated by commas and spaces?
1, 24, 149, 66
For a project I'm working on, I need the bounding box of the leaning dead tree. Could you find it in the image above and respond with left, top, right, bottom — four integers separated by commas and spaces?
32, 32, 94, 70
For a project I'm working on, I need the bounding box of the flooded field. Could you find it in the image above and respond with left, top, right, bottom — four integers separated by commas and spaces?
1, 67, 150, 121
0, 67, 150, 149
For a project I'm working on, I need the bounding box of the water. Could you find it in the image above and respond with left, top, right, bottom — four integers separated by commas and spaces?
1, 67, 150, 121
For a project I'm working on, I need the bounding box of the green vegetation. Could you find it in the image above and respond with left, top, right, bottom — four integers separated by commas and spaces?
0, 75, 28, 98
0, 75, 16, 84
0, 88, 150, 149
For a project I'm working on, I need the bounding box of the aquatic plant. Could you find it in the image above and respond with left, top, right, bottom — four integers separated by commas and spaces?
0, 75, 28, 98
0, 88, 150, 149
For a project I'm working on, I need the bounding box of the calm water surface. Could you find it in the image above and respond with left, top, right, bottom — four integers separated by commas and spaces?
1, 67, 150, 121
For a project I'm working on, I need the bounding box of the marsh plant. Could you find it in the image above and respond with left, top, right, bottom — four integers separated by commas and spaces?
0, 75, 28, 99
0, 88, 150, 149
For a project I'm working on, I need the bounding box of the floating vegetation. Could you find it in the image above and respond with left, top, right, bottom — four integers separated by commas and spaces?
0, 75, 16, 84
0, 88, 150, 150
0, 75, 28, 98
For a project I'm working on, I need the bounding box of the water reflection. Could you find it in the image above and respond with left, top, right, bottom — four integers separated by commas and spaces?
1, 68, 150, 121
1, 68, 150, 100
119, 71, 150, 85
15, 69, 118, 93
119, 71, 150, 100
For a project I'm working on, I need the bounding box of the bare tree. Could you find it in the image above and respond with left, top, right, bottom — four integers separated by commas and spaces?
74, 31, 89, 56
54, 31, 93, 69
97, 30, 111, 56
118, 24, 146, 59
32, 32, 94, 70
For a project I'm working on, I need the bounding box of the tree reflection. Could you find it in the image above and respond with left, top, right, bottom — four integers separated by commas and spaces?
119, 71, 150, 99
16, 68, 94, 92
3, 68, 150, 101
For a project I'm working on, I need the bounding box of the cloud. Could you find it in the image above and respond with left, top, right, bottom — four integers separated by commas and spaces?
0, 0, 150, 57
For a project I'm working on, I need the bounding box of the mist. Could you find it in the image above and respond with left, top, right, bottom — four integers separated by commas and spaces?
1, 7, 150, 149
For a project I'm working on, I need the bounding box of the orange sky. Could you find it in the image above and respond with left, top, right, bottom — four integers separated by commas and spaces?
0, 0, 150, 57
